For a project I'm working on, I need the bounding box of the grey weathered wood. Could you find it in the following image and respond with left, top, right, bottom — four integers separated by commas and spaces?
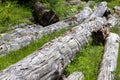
84, 1, 107, 23
67, 0, 81, 5
0, 2, 108, 55
92, 1, 107, 17
66, 72, 84, 80
97, 33, 120, 80
0, 17, 108, 80
0, 7, 92, 55
114, 6, 120, 17
107, 14, 118, 27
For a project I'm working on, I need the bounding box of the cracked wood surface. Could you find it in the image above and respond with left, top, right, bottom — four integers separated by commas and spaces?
0, 1, 113, 80
0, 1, 108, 56
0, 7, 92, 55
66, 72, 84, 80
0, 17, 107, 80
97, 33, 119, 80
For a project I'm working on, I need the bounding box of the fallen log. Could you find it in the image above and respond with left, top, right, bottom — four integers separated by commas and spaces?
97, 33, 120, 80
66, 72, 84, 80
107, 14, 118, 27
0, 7, 92, 55
0, 17, 107, 80
0, 2, 109, 55
114, 6, 120, 17
84, 1, 107, 23
91, 14, 118, 45
67, 0, 81, 5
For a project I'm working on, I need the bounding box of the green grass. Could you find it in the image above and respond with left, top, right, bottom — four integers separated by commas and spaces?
43, 0, 83, 20
64, 40, 104, 80
0, 0, 83, 32
114, 44, 120, 80
108, 0, 120, 9
0, 1, 32, 33
0, 28, 68, 71
111, 25, 119, 34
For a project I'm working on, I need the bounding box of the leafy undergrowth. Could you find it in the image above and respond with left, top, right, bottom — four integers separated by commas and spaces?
0, 1, 32, 33
0, 0, 84, 33
41, 0, 84, 20
0, 28, 68, 71
64, 40, 104, 80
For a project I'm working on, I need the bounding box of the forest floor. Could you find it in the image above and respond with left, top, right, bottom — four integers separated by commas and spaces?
0, 0, 120, 80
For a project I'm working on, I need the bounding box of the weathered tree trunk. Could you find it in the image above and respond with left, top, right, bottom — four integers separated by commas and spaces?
0, 17, 107, 80
67, 0, 81, 5
0, 1, 109, 55
114, 6, 120, 17
97, 33, 120, 80
84, 1, 107, 23
0, 7, 92, 55
107, 14, 118, 27
66, 72, 84, 80
32, 1, 59, 26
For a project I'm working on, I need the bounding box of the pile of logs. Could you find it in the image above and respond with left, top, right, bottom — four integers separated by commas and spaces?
0, 17, 107, 80
0, 1, 119, 80
0, 6, 92, 55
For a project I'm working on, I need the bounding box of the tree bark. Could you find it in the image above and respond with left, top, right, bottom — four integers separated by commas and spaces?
0, 7, 92, 55
0, 1, 109, 55
66, 72, 84, 80
114, 6, 120, 17
107, 14, 118, 27
0, 17, 107, 80
83, 1, 107, 23
97, 33, 120, 80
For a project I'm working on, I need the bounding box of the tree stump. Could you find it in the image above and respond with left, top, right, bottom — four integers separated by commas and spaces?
32, 1, 59, 27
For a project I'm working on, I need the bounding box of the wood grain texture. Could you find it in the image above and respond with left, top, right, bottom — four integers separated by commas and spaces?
0, 7, 92, 55
97, 33, 120, 80
0, 17, 107, 80
0, 2, 112, 80
66, 72, 84, 80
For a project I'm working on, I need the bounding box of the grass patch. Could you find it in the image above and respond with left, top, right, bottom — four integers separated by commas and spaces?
0, 1, 32, 33
108, 0, 120, 9
0, 0, 83, 32
111, 25, 119, 34
64, 40, 103, 80
0, 28, 68, 71
114, 44, 120, 80
43, 0, 83, 20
